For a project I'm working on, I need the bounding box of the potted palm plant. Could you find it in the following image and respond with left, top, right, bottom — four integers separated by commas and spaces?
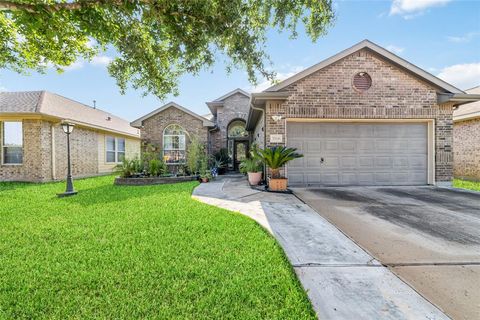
258, 146, 303, 191
239, 157, 263, 185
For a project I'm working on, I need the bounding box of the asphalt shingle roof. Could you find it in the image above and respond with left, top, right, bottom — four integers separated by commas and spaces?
0, 91, 140, 137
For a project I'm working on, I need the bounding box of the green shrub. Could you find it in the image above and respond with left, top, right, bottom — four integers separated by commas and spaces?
187, 136, 207, 175
148, 159, 166, 177
117, 158, 143, 178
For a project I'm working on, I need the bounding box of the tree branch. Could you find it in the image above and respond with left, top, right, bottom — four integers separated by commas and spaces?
0, 0, 129, 13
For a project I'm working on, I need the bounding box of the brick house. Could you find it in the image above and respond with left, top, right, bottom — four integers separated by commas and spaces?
0, 91, 141, 182
246, 40, 479, 187
132, 89, 251, 171
453, 86, 480, 181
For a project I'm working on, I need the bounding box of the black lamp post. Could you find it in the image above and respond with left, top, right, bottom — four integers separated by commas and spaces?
57, 121, 78, 197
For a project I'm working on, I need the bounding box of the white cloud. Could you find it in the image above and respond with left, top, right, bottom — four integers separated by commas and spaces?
62, 61, 84, 71
390, 0, 451, 18
447, 32, 480, 43
91, 55, 113, 66
386, 45, 405, 55
437, 62, 480, 90
250, 66, 305, 93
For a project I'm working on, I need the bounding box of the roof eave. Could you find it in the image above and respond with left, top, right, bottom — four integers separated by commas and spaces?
453, 112, 480, 122
438, 93, 480, 105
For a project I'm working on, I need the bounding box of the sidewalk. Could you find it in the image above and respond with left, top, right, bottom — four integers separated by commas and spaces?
192, 175, 449, 320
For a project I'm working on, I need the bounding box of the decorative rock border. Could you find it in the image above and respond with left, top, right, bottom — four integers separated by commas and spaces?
114, 176, 197, 186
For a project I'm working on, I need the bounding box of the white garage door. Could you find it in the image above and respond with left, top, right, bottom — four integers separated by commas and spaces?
287, 122, 428, 186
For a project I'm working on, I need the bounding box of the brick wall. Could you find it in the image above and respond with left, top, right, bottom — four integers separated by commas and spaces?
0, 120, 52, 182
54, 123, 99, 179
454, 118, 480, 181
211, 93, 250, 153
262, 48, 454, 182
0, 119, 139, 182
140, 106, 208, 155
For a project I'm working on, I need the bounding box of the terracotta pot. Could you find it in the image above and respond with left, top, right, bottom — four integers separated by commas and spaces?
269, 178, 288, 191
201, 177, 209, 183
247, 172, 262, 185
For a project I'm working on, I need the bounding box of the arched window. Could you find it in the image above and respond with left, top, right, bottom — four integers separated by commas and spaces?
163, 124, 186, 164
227, 120, 247, 138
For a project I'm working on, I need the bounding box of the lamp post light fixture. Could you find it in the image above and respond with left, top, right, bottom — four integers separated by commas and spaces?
57, 121, 78, 197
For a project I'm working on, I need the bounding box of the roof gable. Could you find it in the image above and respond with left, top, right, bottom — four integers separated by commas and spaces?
265, 40, 463, 94
206, 88, 250, 114
131, 102, 214, 128
212, 88, 250, 102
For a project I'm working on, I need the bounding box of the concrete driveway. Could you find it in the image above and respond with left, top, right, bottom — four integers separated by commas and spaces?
293, 186, 480, 320
194, 176, 449, 319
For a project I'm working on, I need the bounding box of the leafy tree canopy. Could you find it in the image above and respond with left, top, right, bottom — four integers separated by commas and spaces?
0, 0, 334, 98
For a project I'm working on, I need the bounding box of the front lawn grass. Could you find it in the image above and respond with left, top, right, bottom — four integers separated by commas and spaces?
453, 179, 480, 192
0, 176, 315, 319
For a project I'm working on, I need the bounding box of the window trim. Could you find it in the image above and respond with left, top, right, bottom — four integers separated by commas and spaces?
163, 124, 186, 165
1, 121, 24, 166
105, 136, 126, 164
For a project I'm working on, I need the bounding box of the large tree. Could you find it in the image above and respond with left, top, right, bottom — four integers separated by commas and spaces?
0, 0, 334, 98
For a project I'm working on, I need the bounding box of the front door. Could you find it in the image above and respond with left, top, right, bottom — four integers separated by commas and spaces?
234, 141, 248, 171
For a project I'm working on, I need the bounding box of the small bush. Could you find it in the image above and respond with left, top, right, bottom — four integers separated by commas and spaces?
117, 158, 143, 178
148, 159, 167, 177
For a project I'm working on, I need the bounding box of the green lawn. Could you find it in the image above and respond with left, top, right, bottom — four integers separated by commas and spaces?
0, 176, 315, 319
453, 179, 480, 192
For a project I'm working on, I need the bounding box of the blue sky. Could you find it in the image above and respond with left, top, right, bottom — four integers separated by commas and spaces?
1, 0, 479, 121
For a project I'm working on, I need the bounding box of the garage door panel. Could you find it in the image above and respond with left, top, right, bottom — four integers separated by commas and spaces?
307, 174, 322, 184
323, 156, 339, 169
288, 173, 305, 185
306, 157, 324, 168
375, 156, 393, 168
319, 173, 340, 185
358, 141, 375, 152
340, 156, 357, 168
409, 156, 427, 168
359, 156, 375, 168
340, 140, 356, 152
306, 140, 322, 153
289, 139, 304, 152
325, 140, 339, 151
289, 157, 305, 168
287, 122, 428, 186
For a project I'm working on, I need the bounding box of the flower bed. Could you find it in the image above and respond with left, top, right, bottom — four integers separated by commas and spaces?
114, 175, 197, 186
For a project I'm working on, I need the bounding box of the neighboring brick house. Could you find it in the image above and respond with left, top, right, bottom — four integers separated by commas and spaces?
453, 86, 480, 181
0, 91, 141, 182
132, 90, 251, 172
246, 40, 479, 187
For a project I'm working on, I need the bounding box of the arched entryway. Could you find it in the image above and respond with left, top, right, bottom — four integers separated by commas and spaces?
227, 119, 249, 171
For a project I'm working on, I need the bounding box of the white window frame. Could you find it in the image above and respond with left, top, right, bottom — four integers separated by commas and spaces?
105, 136, 126, 164
1, 121, 24, 165
163, 124, 186, 165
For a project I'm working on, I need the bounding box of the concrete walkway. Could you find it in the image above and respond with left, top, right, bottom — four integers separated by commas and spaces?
192, 175, 449, 320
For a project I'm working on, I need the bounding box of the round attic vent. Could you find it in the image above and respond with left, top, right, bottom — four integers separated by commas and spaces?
353, 72, 372, 92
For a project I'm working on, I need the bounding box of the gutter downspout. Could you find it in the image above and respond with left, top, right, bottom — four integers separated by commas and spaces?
250, 103, 267, 182
51, 123, 56, 180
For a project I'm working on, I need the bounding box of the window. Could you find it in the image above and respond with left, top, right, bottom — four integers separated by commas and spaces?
227, 120, 248, 138
163, 124, 186, 164
106, 136, 125, 163
2, 121, 23, 165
